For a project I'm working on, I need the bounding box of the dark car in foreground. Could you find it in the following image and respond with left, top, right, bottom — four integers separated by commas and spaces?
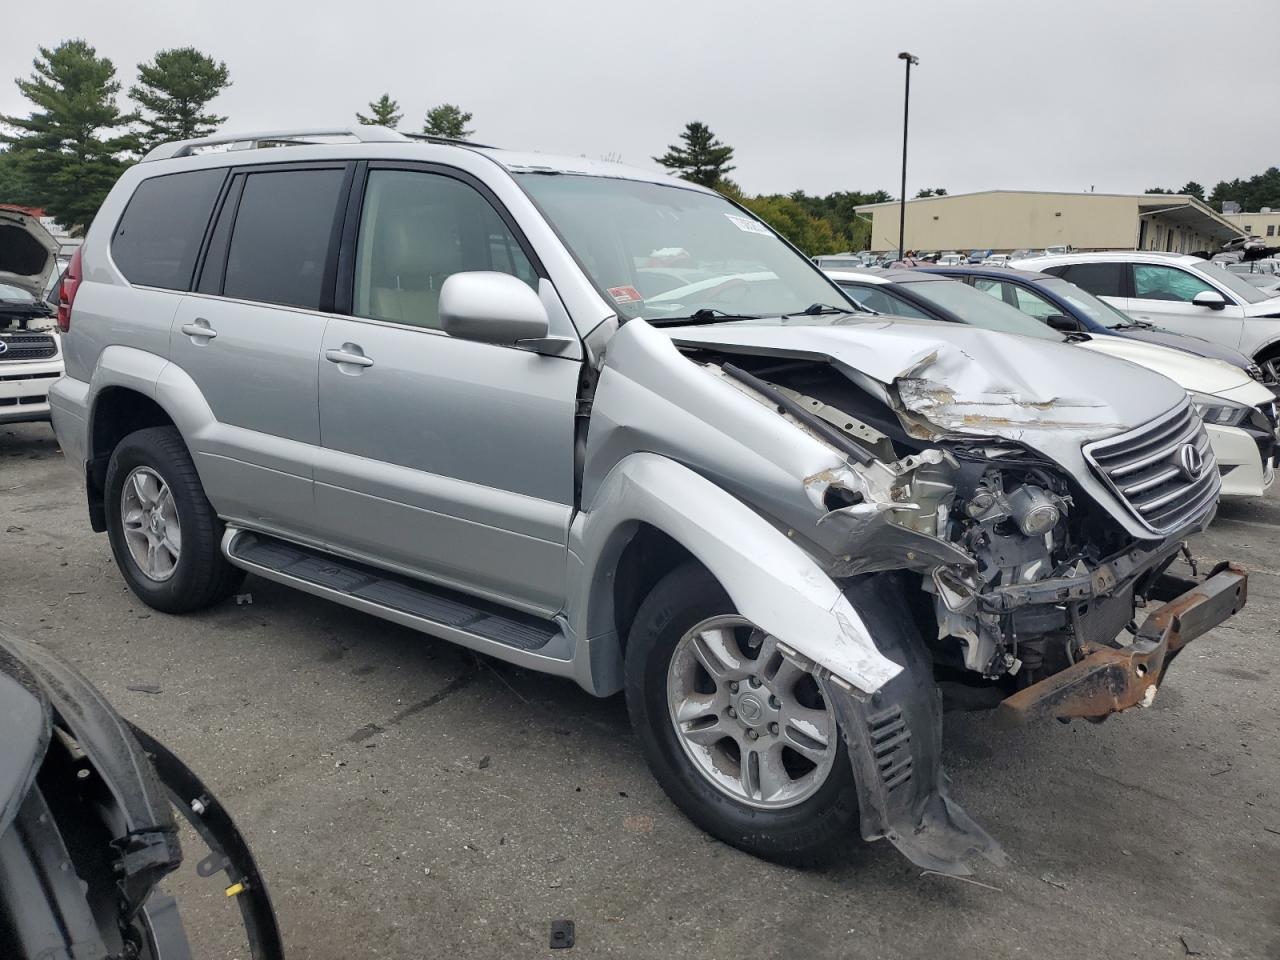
0, 628, 282, 959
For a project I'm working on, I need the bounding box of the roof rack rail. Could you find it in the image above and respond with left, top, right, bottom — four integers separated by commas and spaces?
399, 132, 498, 150
141, 126, 409, 162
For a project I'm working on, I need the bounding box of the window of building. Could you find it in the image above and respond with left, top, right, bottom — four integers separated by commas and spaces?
1269, 225, 1276, 237
221, 168, 347, 310
353, 169, 536, 330
111, 169, 225, 290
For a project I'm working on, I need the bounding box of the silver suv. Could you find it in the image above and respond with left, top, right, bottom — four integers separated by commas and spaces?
50, 127, 1247, 874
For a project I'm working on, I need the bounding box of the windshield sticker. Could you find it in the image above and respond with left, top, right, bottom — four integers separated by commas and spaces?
724, 214, 771, 236
608, 285, 644, 304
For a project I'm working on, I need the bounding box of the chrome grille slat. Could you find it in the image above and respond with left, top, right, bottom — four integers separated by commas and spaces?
0, 333, 57, 362
1083, 399, 1219, 535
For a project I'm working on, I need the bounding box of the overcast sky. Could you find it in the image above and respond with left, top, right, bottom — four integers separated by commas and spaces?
4, 0, 1276, 197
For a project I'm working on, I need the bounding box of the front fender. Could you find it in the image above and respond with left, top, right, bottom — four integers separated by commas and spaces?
567, 452, 903, 696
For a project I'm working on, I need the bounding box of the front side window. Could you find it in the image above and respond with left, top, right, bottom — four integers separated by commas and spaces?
112, 169, 225, 290
222, 168, 346, 310
1057, 262, 1126, 298
516, 173, 846, 322
353, 170, 536, 331
1131, 264, 1214, 302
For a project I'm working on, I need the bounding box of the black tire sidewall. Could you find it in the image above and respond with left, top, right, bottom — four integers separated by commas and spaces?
624, 563, 860, 865
104, 426, 235, 613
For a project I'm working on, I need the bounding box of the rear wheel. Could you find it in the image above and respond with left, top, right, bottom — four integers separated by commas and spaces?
104, 426, 243, 613
625, 561, 859, 865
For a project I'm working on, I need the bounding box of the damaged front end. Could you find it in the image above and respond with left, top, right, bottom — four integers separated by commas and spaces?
677, 333, 1248, 875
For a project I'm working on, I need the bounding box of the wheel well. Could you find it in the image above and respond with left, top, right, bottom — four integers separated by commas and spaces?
1255, 342, 1280, 362
85, 388, 176, 531
612, 523, 695, 651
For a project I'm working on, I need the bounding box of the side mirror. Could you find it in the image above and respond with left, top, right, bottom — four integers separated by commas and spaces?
1045, 313, 1081, 331
439, 271, 550, 345
1192, 290, 1227, 311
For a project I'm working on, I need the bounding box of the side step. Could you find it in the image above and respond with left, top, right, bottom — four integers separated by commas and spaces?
223, 528, 574, 673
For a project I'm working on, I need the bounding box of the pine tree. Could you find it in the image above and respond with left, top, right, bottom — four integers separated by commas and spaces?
131, 47, 230, 150
1179, 181, 1205, 200
357, 94, 402, 128
423, 104, 473, 139
654, 122, 735, 188
1, 40, 138, 232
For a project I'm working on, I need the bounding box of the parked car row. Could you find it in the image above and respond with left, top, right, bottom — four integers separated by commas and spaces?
827, 266, 1278, 499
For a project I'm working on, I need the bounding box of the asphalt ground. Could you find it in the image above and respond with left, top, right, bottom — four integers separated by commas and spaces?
2, 420, 1277, 959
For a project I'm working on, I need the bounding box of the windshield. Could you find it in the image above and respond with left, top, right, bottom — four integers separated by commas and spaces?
900, 278, 1064, 341
1198, 260, 1277, 304
1040, 276, 1135, 328
515, 173, 849, 322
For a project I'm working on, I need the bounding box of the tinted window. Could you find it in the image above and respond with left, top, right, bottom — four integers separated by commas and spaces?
353, 170, 536, 330
111, 169, 224, 290
1059, 262, 1126, 298
222, 168, 345, 310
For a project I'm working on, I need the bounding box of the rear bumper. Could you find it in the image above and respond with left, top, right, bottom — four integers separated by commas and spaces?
46, 374, 89, 468
997, 562, 1248, 724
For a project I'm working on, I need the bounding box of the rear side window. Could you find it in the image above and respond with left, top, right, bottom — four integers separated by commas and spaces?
111, 169, 225, 290
221, 168, 346, 310
1057, 262, 1126, 298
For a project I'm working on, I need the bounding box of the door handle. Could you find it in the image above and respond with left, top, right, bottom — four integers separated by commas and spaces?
181, 319, 217, 340
325, 346, 374, 368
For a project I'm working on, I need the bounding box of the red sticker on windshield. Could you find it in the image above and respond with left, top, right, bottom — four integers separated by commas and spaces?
608, 285, 644, 304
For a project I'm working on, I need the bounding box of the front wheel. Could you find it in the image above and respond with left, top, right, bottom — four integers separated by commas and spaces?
624, 561, 859, 865
104, 426, 244, 614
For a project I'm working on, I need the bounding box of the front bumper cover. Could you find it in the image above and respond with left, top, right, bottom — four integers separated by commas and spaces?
997, 562, 1248, 724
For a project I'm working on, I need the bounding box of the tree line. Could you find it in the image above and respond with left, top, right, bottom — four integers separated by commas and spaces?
1147, 169, 1280, 215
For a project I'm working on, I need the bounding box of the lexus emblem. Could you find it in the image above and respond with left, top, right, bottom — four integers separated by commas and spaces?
0, 340, 8, 356
1178, 443, 1204, 481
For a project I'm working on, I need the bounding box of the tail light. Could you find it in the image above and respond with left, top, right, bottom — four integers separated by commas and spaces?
57, 247, 83, 333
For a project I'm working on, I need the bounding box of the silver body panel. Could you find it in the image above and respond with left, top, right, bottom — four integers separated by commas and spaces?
49, 137, 1204, 699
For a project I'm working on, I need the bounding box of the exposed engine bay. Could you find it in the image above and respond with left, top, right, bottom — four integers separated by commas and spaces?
702, 351, 1157, 697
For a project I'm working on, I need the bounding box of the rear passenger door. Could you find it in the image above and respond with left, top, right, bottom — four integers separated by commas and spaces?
171, 162, 350, 541
314, 163, 581, 615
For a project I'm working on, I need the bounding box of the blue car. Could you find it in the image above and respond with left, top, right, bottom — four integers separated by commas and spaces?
921, 265, 1268, 383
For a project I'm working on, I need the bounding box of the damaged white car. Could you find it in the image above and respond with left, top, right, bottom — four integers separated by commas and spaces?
49, 128, 1248, 875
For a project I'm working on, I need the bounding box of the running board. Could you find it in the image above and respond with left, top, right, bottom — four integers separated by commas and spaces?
222, 528, 574, 674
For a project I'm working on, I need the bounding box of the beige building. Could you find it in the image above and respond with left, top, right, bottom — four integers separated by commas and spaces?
853, 190, 1245, 255
1223, 209, 1280, 242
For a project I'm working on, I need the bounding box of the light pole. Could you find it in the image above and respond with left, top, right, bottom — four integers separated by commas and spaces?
897, 51, 919, 262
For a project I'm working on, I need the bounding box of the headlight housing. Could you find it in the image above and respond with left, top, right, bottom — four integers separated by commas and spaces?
1189, 391, 1251, 427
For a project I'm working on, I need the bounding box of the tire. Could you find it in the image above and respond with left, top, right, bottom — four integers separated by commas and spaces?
104, 426, 243, 614
624, 561, 860, 866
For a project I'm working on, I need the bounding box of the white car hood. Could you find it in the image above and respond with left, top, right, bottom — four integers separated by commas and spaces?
1243, 295, 1280, 318
1077, 335, 1251, 395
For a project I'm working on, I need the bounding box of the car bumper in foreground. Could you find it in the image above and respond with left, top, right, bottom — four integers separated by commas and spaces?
997, 562, 1248, 724
1208, 421, 1276, 497
0, 357, 62, 424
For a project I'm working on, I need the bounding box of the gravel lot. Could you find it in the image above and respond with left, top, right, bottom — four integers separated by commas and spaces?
2, 420, 1278, 959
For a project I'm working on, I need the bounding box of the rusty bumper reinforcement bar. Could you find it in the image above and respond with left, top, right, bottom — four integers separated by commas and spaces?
996, 562, 1248, 725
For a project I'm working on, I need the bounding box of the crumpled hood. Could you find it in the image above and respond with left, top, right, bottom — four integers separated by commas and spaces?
667, 316, 1186, 442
